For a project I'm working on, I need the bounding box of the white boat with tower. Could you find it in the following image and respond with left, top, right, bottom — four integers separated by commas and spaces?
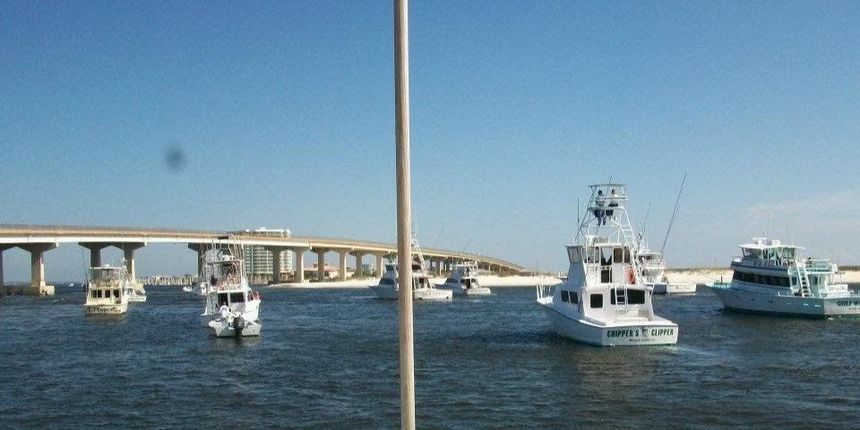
199, 250, 262, 337
710, 238, 860, 318
437, 261, 491, 296
536, 183, 678, 346
84, 264, 132, 315
372, 239, 452, 301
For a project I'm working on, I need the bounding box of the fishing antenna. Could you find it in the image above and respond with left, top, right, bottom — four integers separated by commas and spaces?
660, 172, 687, 256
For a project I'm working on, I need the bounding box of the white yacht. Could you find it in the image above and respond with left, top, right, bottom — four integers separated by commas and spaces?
125, 281, 147, 303
372, 240, 452, 301
437, 261, 491, 296
710, 238, 860, 318
536, 183, 678, 346
636, 247, 696, 294
199, 251, 262, 337
84, 265, 132, 315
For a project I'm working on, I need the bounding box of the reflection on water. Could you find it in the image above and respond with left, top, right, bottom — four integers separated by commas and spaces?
1, 285, 860, 429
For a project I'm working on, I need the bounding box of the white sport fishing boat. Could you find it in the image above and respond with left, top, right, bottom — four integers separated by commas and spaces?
636, 246, 696, 294
372, 239, 452, 301
437, 261, 491, 296
536, 183, 678, 346
125, 280, 147, 302
710, 238, 860, 318
199, 251, 262, 337
84, 265, 132, 315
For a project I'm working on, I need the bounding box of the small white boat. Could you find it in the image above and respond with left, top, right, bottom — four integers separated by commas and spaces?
84, 265, 132, 315
437, 261, 491, 296
125, 281, 147, 303
199, 251, 262, 337
181, 285, 193, 293
536, 183, 678, 346
372, 239, 452, 301
710, 238, 860, 318
636, 247, 695, 295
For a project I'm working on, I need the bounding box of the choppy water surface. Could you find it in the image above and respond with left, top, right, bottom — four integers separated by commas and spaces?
2, 285, 860, 429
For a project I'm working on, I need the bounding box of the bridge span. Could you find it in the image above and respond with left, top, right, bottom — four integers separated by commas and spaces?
0, 224, 524, 295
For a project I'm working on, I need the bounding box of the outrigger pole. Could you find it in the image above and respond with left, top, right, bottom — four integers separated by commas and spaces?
394, 0, 416, 429
660, 172, 687, 256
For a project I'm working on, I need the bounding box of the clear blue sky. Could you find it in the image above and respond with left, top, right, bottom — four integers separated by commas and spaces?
2, 1, 859, 281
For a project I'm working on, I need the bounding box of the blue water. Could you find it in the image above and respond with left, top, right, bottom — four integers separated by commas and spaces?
2, 285, 860, 429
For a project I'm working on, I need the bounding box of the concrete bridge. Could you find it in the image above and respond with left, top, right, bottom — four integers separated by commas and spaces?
0, 224, 524, 295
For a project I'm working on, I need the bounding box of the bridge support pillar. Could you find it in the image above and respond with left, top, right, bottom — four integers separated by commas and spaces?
119, 243, 146, 291
338, 250, 350, 281
188, 243, 208, 277
353, 252, 365, 278
0, 245, 10, 292
79, 242, 111, 268
287, 247, 309, 283
373, 253, 386, 277
265, 247, 285, 284
314, 249, 327, 281
20, 243, 57, 296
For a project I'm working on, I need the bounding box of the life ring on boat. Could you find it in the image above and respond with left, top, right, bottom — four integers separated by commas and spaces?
627, 268, 636, 284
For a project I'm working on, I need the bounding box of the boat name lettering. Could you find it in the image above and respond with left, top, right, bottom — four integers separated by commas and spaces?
606, 329, 639, 338
836, 300, 860, 307
650, 328, 674, 337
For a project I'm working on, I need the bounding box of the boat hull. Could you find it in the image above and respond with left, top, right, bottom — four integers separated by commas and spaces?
209, 318, 262, 337
371, 285, 452, 300
710, 285, 860, 318
539, 304, 678, 346
667, 283, 696, 294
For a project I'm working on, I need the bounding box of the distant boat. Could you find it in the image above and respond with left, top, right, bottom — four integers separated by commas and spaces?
636, 246, 695, 294
437, 261, 491, 296
84, 265, 131, 315
371, 238, 452, 301
710, 238, 860, 318
536, 183, 678, 346
199, 251, 262, 337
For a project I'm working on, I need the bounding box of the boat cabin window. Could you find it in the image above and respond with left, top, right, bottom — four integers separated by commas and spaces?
590, 294, 603, 308
586, 247, 599, 264
568, 247, 581, 263
561, 290, 569, 302
782, 248, 796, 259
229, 292, 245, 303
613, 248, 624, 264
570, 292, 578, 303
113, 289, 120, 298
743, 248, 763, 259
627, 289, 645, 304
91, 290, 98, 298
217, 293, 229, 306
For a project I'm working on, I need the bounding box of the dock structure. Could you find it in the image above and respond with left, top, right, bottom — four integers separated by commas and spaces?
0, 224, 524, 295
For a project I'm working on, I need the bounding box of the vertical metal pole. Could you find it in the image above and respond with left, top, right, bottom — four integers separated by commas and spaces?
394, 0, 415, 428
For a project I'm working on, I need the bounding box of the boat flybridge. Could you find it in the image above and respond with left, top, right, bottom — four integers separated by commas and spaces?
437, 261, 491, 296
199, 250, 262, 337
372, 239, 452, 301
536, 183, 678, 346
710, 238, 860, 318
84, 265, 132, 315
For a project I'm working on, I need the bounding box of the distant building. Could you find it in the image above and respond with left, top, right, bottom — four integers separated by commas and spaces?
235, 227, 294, 278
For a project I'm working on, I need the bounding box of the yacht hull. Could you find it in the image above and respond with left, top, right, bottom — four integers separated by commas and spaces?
209, 318, 262, 337
667, 283, 696, 294
539, 304, 678, 346
710, 285, 860, 318
371, 285, 452, 300
462, 287, 492, 296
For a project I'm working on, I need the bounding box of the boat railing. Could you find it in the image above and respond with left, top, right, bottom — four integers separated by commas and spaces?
535, 278, 554, 301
